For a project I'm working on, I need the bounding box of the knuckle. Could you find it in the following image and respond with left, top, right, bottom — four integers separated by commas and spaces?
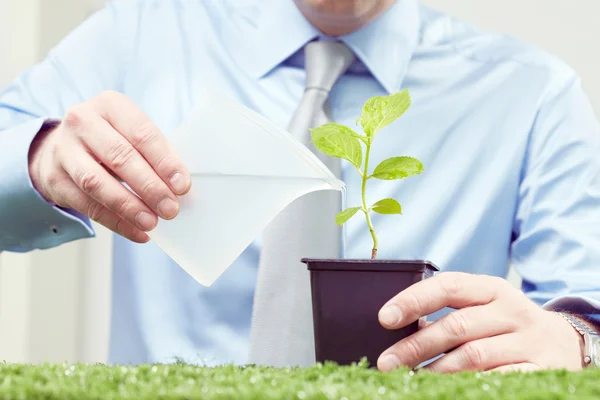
402, 336, 425, 362
405, 292, 424, 317
513, 303, 534, 325
488, 275, 516, 301
438, 273, 462, 298
461, 342, 486, 369
91, 91, 123, 117
63, 105, 88, 130
106, 141, 136, 170
85, 201, 106, 221
154, 154, 177, 175
129, 121, 158, 148
441, 312, 469, 339
96, 90, 122, 103
45, 170, 63, 188
76, 170, 103, 195
139, 178, 163, 200
108, 194, 132, 217
114, 218, 130, 236
48, 140, 61, 158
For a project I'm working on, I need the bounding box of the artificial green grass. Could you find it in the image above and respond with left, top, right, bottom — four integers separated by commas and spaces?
0, 360, 598, 399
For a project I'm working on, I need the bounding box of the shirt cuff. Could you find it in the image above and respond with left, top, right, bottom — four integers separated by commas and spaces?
542, 294, 600, 324
0, 118, 95, 252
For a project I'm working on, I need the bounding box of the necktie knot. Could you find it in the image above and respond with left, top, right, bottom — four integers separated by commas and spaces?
304, 40, 355, 93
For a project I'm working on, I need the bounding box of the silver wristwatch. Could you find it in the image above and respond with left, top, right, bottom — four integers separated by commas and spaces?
558, 312, 600, 367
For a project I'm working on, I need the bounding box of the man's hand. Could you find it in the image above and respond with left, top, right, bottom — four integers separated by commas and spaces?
28, 91, 191, 243
377, 272, 585, 373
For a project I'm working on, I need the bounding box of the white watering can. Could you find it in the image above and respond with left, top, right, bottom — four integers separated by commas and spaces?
147, 90, 344, 286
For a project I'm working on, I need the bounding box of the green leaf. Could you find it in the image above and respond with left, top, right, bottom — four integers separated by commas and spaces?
371, 198, 402, 215
335, 207, 362, 226
372, 156, 423, 180
311, 123, 365, 140
358, 89, 411, 137
310, 125, 363, 169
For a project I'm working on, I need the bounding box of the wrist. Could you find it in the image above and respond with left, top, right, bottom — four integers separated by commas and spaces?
557, 312, 600, 368
28, 120, 60, 200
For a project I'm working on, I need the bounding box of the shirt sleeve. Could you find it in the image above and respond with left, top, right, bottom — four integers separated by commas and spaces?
510, 75, 600, 319
0, 2, 134, 252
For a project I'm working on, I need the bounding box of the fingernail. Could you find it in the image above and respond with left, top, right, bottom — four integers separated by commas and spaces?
379, 304, 402, 327
136, 212, 157, 231
133, 229, 150, 243
158, 198, 179, 219
378, 354, 401, 372
169, 172, 188, 194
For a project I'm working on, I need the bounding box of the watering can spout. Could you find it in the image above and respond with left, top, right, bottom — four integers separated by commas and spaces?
146, 90, 345, 286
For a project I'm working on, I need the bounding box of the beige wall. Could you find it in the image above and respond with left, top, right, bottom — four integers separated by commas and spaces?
0, 0, 39, 87
0, 0, 599, 363
0, 0, 111, 364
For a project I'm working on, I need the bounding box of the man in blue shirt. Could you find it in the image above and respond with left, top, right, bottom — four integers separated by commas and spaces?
1, 0, 600, 372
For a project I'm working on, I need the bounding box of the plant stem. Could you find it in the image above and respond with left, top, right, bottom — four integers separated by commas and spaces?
361, 140, 378, 259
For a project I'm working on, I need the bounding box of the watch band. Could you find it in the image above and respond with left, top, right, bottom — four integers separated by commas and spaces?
559, 312, 599, 335
558, 312, 599, 367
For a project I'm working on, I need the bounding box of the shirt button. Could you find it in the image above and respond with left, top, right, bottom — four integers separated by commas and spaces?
50, 225, 59, 234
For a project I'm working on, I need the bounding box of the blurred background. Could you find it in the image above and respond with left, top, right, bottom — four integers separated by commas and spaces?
1, 0, 599, 364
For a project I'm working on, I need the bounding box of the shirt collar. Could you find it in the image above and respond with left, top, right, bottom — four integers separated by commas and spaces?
222, 0, 421, 94
340, 0, 421, 93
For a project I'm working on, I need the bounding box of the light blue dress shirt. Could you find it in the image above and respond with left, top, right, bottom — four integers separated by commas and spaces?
1, 0, 600, 366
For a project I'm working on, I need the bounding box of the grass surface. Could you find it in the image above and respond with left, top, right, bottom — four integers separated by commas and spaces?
0, 360, 599, 399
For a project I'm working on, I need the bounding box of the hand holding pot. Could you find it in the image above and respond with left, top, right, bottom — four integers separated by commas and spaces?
377, 272, 588, 373
28, 91, 191, 243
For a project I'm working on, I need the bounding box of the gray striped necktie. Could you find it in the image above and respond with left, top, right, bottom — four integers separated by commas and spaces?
248, 40, 355, 367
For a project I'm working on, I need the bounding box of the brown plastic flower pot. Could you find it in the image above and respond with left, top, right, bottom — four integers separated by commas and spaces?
302, 258, 439, 368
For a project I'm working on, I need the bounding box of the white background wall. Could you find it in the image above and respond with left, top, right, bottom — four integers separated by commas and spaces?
0, 0, 112, 364
0, 0, 599, 364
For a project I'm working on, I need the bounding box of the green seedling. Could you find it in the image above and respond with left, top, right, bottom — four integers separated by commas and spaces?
310, 89, 423, 259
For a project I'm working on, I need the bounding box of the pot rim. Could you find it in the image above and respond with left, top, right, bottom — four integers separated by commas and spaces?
301, 258, 439, 273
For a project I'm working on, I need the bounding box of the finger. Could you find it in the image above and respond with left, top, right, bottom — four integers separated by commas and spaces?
91, 91, 191, 195
68, 108, 180, 220
379, 272, 507, 330
418, 319, 431, 330
378, 304, 516, 371
59, 144, 159, 232
423, 333, 529, 374
487, 363, 540, 374
54, 175, 149, 243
